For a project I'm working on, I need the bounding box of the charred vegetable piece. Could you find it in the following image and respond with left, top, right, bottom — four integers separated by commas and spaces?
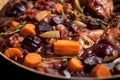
35, 23, 52, 34
93, 43, 114, 58
87, 19, 101, 30
6, 1, 26, 17
21, 34, 43, 52
50, 16, 64, 26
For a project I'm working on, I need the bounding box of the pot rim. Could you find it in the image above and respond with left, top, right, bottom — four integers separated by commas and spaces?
0, 52, 120, 80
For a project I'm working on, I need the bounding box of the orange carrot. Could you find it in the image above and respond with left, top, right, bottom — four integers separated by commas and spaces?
20, 23, 36, 36
10, 21, 36, 36
4, 48, 23, 58
23, 53, 42, 68
49, 14, 57, 17
54, 40, 81, 55
55, 3, 63, 12
11, 21, 20, 27
24, 8, 33, 14
67, 58, 84, 72
90, 64, 111, 78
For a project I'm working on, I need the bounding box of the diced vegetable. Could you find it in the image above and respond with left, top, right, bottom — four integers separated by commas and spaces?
55, 3, 63, 12
90, 64, 111, 78
67, 58, 84, 72
35, 10, 51, 21
4, 48, 23, 58
20, 23, 36, 36
54, 40, 81, 55
24, 8, 33, 14
23, 53, 42, 68
18, 36, 24, 42
73, 20, 87, 28
11, 21, 19, 27
39, 31, 60, 38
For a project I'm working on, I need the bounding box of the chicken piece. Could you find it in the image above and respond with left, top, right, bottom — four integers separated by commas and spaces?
106, 28, 120, 49
79, 0, 113, 21
77, 28, 104, 41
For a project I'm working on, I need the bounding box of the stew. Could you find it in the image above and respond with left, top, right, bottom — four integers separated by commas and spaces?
0, 0, 120, 78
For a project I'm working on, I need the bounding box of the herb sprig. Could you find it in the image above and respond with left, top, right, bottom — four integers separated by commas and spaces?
0, 21, 27, 36
42, 56, 83, 61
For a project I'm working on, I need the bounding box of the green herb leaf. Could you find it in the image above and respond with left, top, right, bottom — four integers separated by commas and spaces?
95, 18, 108, 25
42, 56, 83, 61
0, 21, 27, 36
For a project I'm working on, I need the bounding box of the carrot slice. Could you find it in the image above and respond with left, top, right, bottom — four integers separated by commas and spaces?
67, 58, 84, 72
49, 14, 57, 17
90, 64, 111, 78
23, 53, 42, 68
55, 3, 63, 12
11, 21, 20, 27
24, 8, 33, 14
54, 40, 81, 55
11, 21, 36, 36
4, 48, 23, 58
20, 23, 36, 36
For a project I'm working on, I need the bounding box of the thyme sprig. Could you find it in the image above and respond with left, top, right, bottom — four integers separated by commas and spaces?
0, 21, 27, 36
42, 56, 83, 61
95, 18, 108, 25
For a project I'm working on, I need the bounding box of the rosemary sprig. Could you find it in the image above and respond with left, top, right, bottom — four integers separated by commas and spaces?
0, 21, 27, 36
95, 18, 108, 25
42, 56, 83, 61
